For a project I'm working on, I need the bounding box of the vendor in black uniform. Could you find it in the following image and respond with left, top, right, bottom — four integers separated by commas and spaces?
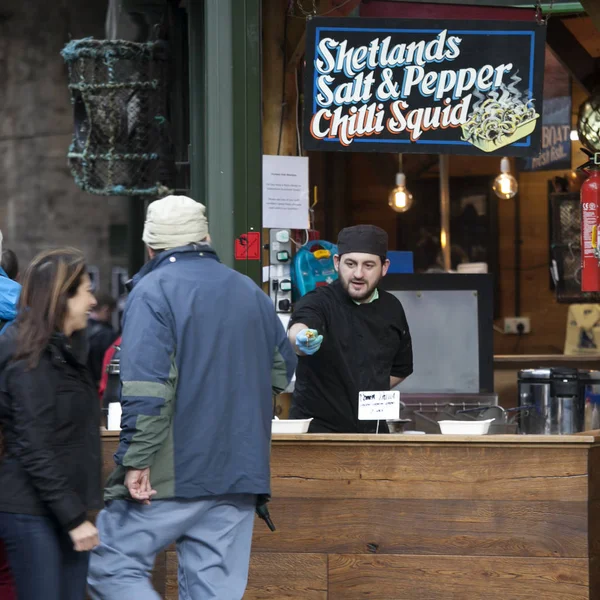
288, 224, 413, 433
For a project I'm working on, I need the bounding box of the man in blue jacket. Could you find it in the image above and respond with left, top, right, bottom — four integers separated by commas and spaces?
88, 196, 297, 599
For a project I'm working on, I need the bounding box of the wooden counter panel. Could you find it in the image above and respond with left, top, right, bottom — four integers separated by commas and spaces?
165, 551, 177, 600
272, 445, 588, 502
164, 552, 329, 600
252, 498, 587, 558
244, 553, 328, 599
328, 555, 589, 600
271, 434, 599, 444
99, 434, 600, 598
590, 557, 600, 600
589, 446, 600, 502
590, 502, 600, 557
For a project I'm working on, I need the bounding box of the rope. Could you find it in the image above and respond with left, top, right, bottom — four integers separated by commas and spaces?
68, 81, 160, 91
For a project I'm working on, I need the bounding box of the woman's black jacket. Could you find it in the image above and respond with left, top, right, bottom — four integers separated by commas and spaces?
0, 329, 102, 532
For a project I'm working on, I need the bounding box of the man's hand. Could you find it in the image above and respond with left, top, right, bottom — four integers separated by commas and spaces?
295, 328, 323, 356
125, 467, 157, 505
69, 520, 100, 552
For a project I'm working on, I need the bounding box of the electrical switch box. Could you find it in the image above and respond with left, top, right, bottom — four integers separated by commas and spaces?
269, 229, 293, 313
269, 268, 292, 314
269, 229, 292, 265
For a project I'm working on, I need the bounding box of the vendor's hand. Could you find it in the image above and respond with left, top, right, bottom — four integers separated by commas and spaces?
296, 328, 323, 355
69, 520, 99, 552
125, 467, 157, 505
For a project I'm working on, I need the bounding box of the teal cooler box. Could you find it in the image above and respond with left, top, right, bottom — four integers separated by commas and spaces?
292, 240, 338, 300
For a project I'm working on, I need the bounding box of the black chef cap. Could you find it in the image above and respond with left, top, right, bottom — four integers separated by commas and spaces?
337, 225, 388, 258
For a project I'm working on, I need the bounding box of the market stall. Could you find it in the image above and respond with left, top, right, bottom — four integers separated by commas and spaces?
96, 2, 600, 599
102, 430, 600, 599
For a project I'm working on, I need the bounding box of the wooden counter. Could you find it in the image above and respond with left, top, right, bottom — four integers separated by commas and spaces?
101, 431, 600, 599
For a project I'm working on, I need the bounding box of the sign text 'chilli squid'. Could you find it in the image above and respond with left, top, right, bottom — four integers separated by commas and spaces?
304, 18, 546, 157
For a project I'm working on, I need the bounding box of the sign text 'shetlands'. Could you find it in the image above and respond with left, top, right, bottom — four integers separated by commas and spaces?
304, 18, 546, 156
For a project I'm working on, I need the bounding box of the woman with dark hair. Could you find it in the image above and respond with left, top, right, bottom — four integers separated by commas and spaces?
0, 248, 102, 600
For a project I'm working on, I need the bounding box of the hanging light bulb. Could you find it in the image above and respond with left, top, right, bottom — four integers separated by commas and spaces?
389, 154, 414, 212
493, 157, 518, 199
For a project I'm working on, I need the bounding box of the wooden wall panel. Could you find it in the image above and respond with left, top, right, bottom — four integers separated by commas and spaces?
494, 166, 570, 356
328, 555, 589, 600
251, 498, 587, 558
494, 84, 589, 355
262, 0, 301, 157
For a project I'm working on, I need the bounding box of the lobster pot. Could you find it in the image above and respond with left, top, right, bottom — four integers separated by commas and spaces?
61, 39, 173, 196
549, 193, 600, 303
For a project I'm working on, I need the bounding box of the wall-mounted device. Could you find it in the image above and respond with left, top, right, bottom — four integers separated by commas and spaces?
269, 229, 293, 313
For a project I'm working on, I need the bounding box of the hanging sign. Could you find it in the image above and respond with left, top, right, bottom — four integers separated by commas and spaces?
303, 18, 546, 156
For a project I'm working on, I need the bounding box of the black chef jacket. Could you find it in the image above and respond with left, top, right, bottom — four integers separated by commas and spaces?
289, 280, 413, 433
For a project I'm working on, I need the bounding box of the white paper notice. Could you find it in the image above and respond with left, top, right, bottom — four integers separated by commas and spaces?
358, 391, 401, 421
262, 155, 310, 229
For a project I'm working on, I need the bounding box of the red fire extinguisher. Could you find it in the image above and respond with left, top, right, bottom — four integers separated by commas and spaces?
581, 150, 600, 292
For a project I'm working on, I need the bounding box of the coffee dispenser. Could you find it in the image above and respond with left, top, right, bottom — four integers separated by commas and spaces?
518, 367, 583, 434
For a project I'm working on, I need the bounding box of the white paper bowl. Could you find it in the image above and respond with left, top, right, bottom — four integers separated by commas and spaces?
438, 418, 494, 435
272, 418, 313, 434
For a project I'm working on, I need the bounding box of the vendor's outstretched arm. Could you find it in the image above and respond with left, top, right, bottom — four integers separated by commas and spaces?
288, 323, 323, 356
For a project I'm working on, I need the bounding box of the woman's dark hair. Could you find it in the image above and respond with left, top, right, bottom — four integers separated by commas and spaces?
1, 249, 19, 280
15, 248, 87, 368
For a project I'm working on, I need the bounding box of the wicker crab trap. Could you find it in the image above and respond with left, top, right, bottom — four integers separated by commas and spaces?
61, 38, 174, 196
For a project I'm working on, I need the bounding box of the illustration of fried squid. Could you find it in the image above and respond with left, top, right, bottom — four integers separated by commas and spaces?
462, 73, 537, 148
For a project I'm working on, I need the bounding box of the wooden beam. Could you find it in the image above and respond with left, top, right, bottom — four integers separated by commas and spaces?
287, 31, 306, 73
546, 17, 596, 94
579, 0, 600, 33
286, 0, 361, 73
263, 0, 296, 156
325, 0, 361, 17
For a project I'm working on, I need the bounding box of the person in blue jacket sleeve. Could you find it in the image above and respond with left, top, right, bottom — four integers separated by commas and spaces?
0, 233, 20, 600
0, 239, 21, 334
88, 195, 297, 600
